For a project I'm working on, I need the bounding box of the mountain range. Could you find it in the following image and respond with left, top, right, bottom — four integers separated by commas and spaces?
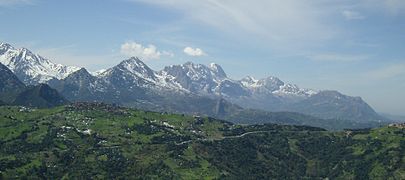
0, 42, 390, 129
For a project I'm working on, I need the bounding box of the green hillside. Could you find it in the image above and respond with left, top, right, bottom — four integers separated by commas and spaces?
0, 103, 404, 179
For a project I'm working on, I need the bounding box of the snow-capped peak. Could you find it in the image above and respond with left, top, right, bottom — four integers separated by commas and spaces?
240, 76, 259, 87
209, 63, 227, 78
98, 57, 186, 92
257, 76, 285, 91
179, 61, 227, 81
239, 75, 318, 97
0, 42, 13, 51
0, 43, 80, 85
158, 61, 232, 94
111, 57, 156, 79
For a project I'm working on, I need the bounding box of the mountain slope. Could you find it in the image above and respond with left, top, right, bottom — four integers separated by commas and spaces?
0, 104, 403, 179
0, 42, 80, 85
13, 84, 69, 108
288, 90, 385, 122
48, 68, 109, 101
0, 62, 69, 108
0, 63, 26, 102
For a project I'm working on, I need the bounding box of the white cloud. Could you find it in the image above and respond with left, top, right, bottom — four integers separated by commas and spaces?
342, 10, 365, 20
183, 47, 205, 57
309, 53, 369, 62
120, 41, 163, 60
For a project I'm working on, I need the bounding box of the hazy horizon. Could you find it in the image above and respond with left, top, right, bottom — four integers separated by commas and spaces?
1, 0, 404, 116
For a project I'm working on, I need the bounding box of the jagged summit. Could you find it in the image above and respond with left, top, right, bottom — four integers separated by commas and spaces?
75, 67, 91, 74
160, 61, 231, 94
115, 57, 155, 79
98, 57, 158, 86
260, 76, 284, 85
163, 61, 227, 81
67, 68, 94, 79
209, 63, 227, 78
0, 43, 80, 85
120, 57, 146, 65
240, 76, 258, 86
238, 75, 316, 97
94, 57, 186, 92
0, 42, 13, 51
241, 76, 282, 89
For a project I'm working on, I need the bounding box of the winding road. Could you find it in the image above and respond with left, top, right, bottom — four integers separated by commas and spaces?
175, 130, 283, 145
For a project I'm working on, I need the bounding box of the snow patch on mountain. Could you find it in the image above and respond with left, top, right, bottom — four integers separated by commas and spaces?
98, 57, 187, 92
91, 69, 107, 76
240, 76, 260, 88
273, 84, 318, 97
239, 75, 318, 97
0, 42, 80, 85
155, 70, 187, 92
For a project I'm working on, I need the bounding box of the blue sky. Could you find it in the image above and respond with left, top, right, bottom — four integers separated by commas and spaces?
0, 0, 405, 115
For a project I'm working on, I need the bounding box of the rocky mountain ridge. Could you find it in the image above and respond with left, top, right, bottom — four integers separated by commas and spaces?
0, 43, 80, 85
0, 42, 386, 123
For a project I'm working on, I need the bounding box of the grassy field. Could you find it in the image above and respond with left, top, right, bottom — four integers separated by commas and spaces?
0, 103, 404, 179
